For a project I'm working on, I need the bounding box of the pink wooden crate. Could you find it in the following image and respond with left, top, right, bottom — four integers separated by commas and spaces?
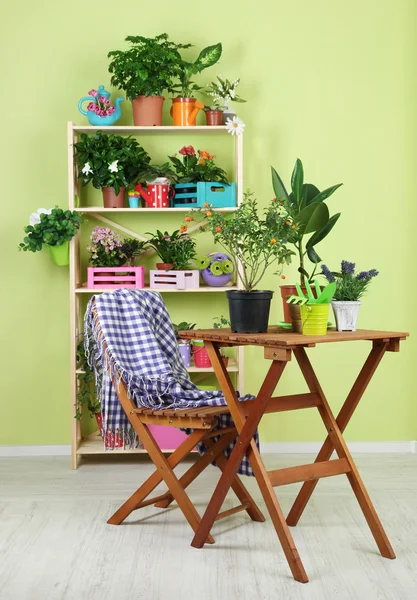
149, 269, 199, 290
87, 266, 145, 289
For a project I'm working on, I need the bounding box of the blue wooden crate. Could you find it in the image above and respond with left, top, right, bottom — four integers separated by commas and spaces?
173, 182, 236, 209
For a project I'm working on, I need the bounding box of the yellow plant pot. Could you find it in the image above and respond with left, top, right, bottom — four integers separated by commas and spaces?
300, 304, 329, 336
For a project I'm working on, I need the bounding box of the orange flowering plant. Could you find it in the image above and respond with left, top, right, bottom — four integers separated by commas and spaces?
168, 145, 229, 184
188, 190, 295, 291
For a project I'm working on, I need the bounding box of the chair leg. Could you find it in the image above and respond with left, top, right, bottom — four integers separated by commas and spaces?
107, 429, 207, 525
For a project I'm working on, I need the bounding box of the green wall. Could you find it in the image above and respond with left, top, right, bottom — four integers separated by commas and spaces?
1, 0, 416, 446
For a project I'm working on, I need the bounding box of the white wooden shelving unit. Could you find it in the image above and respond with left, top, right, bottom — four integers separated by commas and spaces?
68, 121, 244, 468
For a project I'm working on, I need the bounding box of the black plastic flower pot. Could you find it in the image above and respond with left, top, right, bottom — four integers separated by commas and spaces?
226, 290, 274, 333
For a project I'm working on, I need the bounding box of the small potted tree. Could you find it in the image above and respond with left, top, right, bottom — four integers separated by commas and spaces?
321, 261, 379, 331
108, 34, 184, 126
19, 207, 83, 266
271, 158, 343, 322
74, 132, 150, 208
191, 190, 294, 333
170, 42, 222, 126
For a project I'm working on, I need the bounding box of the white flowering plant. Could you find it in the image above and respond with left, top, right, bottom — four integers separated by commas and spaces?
205, 76, 246, 110
74, 132, 151, 195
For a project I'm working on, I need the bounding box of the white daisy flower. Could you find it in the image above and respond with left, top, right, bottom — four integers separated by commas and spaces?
29, 208, 52, 227
225, 116, 246, 136
82, 162, 93, 176
108, 160, 119, 173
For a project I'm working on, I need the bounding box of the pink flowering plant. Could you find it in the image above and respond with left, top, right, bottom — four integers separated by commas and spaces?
87, 227, 125, 267
86, 88, 117, 118
169, 145, 229, 184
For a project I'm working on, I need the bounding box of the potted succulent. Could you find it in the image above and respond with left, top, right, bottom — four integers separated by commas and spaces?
191, 190, 294, 333
173, 321, 196, 368
205, 75, 246, 124
195, 252, 234, 287
271, 158, 343, 322
321, 261, 379, 331
120, 238, 148, 267
170, 42, 222, 126
74, 131, 150, 208
19, 207, 83, 266
108, 34, 185, 126
145, 229, 197, 270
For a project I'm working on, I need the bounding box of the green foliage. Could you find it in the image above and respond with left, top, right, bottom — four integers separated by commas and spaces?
74, 132, 150, 195
194, 190, 294, 291
121, 238, 148, 266
213, 315, 230, 328
108, 34, 188, 98
271, 158, 343, 285
146, 229, 197, 270
136, 162, 179, 184
205, 75, 246, 109
75, 338, 100, 419
169, 147, 229, 184
19, 208, 83, 253
172, 321, 196, 339
322, 261, 379, 301
171, 42, 222, 98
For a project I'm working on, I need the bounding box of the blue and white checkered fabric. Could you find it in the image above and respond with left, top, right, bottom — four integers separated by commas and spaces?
84, 289, 257, 476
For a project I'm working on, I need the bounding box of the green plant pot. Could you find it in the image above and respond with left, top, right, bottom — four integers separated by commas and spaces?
49, 241, 69, 266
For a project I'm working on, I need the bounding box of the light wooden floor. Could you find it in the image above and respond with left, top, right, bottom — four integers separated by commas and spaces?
0, 454, 416, 600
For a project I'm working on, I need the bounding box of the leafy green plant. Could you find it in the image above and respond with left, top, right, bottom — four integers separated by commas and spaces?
74, 132, 150, 195
213, 315, 230, 328
75, 338, 100, 419
206, 75, 246, 109
322, 261, 379, 301
19, 208, 83, 253
108, 34, 188, 98
169, 146, 229, 184
136, 162, 178, 184
146, 229, 197, 270
172, 321, 196, 339
171, 43, 222, 98
121, 238, 148, 266
271, 159, 343, 285
192, 190, 294, 291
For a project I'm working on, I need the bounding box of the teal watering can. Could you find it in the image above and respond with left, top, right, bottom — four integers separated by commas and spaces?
78, 84, 123, 126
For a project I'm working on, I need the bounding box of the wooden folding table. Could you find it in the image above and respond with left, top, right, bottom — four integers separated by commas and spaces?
179, 327, 408, 583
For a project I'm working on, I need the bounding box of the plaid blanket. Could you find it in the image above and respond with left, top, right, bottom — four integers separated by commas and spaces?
84, 289, 257, 476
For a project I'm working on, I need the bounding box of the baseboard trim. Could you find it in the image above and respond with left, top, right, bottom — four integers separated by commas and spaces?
261, 441, 416, 454
0, 445, 71, 457
0, 441, 416, 457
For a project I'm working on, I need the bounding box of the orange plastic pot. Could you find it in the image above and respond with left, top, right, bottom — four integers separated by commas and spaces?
170, 98, 204, 126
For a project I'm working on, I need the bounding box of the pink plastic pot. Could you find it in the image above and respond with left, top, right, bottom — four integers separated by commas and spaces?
192, 344, 212, 367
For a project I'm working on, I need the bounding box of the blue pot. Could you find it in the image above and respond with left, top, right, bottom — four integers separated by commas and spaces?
78, 84, 123, 126
128, 196, 140, 208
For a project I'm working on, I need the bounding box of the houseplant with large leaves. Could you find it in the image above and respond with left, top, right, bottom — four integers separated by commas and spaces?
108, 34, 188, 126
74, 131, 150, 208
271, 158, 342, 322
170, 42, 222, 126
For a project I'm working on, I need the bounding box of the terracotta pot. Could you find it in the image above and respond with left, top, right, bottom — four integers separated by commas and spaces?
280, 284, 324, 323
170, 97, 204, 126
102, 186, 125, 208
205, 110, 223, 126
288, 303, 302, 333
132, 95, 165, 126
156, 262, 174, 271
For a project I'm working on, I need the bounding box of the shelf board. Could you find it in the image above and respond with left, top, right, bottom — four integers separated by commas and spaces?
73, 206, 237, 213
77, 433, 186, 455
73, 125, 230, 135
76, 359, 238, 376
75, 285, 238, 294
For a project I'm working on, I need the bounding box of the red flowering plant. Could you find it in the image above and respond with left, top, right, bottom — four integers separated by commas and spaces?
168, 145, 229, 184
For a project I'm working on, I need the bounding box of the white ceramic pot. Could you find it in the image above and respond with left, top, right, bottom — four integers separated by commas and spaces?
331, 301, 361, 332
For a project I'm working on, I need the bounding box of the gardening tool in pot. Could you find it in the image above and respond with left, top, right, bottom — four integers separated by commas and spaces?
135, 179, 175, 208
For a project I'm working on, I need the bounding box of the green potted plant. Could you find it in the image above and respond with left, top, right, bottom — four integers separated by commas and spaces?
271, 158, 343, 322
321, 261, 379, 331
169, 146, 229, 184
170, 42, 222, 126
205, 75, 246, 124
74, 131, 150, 208
19, 207, 83, 266
173, 321, 196, 368
120, 238, 148, 267
108, 34, 185, 126
87, 226, 125, 267
146, 229, 197, 270
192, 190, 294, 333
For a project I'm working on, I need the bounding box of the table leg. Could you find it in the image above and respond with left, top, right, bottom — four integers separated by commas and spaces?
192, 343, 309, 584
292, 346, 395, 560
287, 342, 388, 527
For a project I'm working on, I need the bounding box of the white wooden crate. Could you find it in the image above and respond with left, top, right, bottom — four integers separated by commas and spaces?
149, 269, 200, 290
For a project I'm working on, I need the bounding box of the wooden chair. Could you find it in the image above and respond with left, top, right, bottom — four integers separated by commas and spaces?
92, 308, 265, 542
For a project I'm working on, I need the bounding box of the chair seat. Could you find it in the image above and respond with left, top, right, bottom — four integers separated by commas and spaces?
133, 404, 231, 429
